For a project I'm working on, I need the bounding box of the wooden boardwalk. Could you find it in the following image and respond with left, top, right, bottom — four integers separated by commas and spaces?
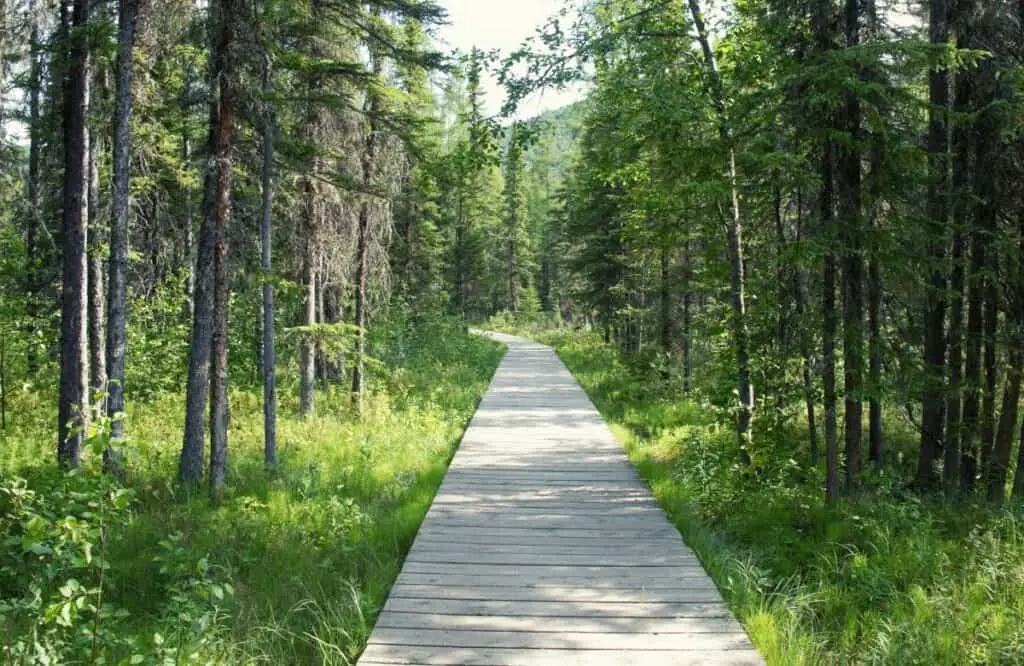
359, 333, 764, 666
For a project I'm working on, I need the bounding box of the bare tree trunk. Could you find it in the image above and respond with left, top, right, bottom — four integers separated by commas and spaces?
352, 205, 369, 407
25, 0, 42, 374
795, 189, 819, 465
352, 46, 380, 411
183, 132, 195, 312
814, 0, 838, 503
208, 0, 237, 501
822, 154, 839, 504
88, 123, 106, 396
681, 241, 692, 393
300, 241, 316, 416
106, 0, 137, 442
974, 58, 1002, 487
260, 57, 276, 468
1012, 415, 1024, 500
839, 0, 864, 494
961, 228, 985, 495
947, 61, 972, 493
686, 0, 753, 454
989, 219, 1021, 504
987, 353, 1020, 505
316, 267, 328, 391
659, 246, 671, 354
918, 0, 950, 489
775, 185, 787, 353
179, 3, 222, 486
962, 57, 1001, 497
979, 277, 998, 477
945, 229, 966, 491
865, 0, 883, 470
867, 254, 882, 466
58, 0, 91, 467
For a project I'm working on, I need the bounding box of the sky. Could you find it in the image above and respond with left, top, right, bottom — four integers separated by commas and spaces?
435, 0, 586, 119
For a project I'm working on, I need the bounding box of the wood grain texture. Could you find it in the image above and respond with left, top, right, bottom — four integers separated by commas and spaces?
358, 333, 763, 665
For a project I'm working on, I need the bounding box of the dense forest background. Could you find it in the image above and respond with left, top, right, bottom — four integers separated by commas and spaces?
4, 0, 1024, 661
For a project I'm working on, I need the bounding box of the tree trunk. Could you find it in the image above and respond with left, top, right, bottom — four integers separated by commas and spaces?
963, 57, 1000, 496
179, 5, 223, 486
681, 240, 693, 392
979, 274, 998, 477
58, 0, 91, 467
659, 246, 671, 354
794, 190, 819, 465
839, 0, 864, 491
183, 132, 195, 313
300, 241, 316, 416
974, 57, 1003, 485
987, 353, 1020, 505
686, 0, 753, 455
961, 227, 985, 495
208, 0, 237, 501
1012, 414, 1024, 500
814, 0, 838, 503
775, 185, 787, 353
918, 0, 950, 489
947, 58, 972, 493
106, 0, 137, 442
88, 125, 106, 396
352, 46, 380, 411
867, 253, 882, 467
352, 205, 369, 408
25, 1, 42, 374
822, 154, 839, 504
260, 58, 276, 468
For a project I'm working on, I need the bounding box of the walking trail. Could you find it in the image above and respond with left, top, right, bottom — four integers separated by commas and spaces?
358, 332, 764, 665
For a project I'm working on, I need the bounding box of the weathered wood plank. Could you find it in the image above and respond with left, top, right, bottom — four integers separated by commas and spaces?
367, 628, 755, 650
387, 584, 723, 603
399, 563, 706, 577
395, 572, 714, 588
373, 613, 744, 634
380, 597, 734, 618
359, 645, 765, 666
357, 332, 762, 665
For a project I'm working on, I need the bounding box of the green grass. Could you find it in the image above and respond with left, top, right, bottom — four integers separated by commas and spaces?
541, 330, 1024, 666
1, 321, 503, 664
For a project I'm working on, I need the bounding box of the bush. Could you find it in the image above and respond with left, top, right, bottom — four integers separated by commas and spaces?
545, 330, 1024, 665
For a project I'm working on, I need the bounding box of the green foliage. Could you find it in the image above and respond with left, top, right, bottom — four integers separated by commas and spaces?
0, 321, 502, 663
546, 331, 1024, 665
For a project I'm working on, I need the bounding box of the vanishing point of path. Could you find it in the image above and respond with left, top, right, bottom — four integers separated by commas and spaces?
359, 333, 764, 666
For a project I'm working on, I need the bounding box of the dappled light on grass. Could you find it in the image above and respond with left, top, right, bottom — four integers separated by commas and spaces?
544, 330, 1024, 665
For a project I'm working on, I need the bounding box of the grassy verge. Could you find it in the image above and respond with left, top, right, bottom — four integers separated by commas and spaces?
1, 320, 503, 664
541, 330, 1024, 665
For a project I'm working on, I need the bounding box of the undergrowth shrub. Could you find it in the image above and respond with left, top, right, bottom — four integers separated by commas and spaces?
544, 329, 1024, 665
1, 315, 501, 664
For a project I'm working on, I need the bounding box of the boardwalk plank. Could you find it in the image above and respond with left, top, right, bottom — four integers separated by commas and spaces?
373, 613, 744, 634
360, 646, 764, 666
357, 333, 762, 665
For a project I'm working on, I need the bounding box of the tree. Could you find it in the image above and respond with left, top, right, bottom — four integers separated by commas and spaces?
57, 0, 91, 467
106, 0, 139, 443
260, 39, 276, 467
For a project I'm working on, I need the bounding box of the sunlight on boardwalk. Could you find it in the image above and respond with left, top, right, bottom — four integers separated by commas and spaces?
359, 332, 764, 666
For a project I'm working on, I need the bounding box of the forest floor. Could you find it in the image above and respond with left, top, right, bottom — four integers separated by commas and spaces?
0, 319, 503, 664
531, 329, 1024, 665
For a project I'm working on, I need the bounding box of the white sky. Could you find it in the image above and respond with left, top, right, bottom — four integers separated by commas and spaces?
436, 0, 586, 119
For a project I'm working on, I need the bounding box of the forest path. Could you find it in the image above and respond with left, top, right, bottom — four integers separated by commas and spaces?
358, 332, 763, 665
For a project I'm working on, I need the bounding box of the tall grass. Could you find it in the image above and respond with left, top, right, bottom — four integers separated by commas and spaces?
543, 330, 1024, 666
1, 318, 503, 664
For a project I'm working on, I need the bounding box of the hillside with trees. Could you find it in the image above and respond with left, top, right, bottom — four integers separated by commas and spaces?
3, 0, 1024, 662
